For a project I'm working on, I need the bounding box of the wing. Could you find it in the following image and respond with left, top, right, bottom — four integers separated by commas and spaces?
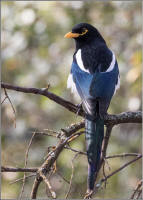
90, 60, 120, 116
70, 61, 94, 115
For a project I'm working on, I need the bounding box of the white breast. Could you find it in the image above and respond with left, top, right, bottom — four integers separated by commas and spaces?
76, 49, 90, 73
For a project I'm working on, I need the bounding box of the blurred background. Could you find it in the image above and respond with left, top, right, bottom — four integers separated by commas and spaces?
1, 1, 142, 199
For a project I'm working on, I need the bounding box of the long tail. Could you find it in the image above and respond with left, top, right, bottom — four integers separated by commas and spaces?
85, 115, 104, 191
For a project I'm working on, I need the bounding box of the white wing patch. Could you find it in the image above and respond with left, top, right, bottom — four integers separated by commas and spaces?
67, 73, 78, 94
114, 75, 120, 95
76, 49, 90, 73
106, 52, 116, 72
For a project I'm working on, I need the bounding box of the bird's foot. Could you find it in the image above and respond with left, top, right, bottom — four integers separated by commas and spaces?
76, 102, 83, 116
84, 189, 93, 199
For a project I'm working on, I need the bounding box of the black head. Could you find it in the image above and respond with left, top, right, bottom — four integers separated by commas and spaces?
65, 23, 106, 48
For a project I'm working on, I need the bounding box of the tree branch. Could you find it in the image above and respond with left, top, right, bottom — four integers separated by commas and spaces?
1, 166, 38, 172
130, 179, 143, 199
19, 132, 36, 200
1, 82, 142, 125
100, 154, 142, 183
1, 82, 83, 116
30, 131, 84, 199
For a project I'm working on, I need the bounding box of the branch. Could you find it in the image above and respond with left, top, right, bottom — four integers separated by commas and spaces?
64, 147, 141, 159
106, 153, 141, 159
10, 174, 36, 185
2, 87, 16, 128
19, 132, 36, 200
39, 171, 56, 198
104, 111, 142, 125
30, 130, 84, 199
1, 82, 142, 125
1, 82, 83, 116
1, 166, 37, 172
130, 180, 143, 199
100, 154, 142, 183
65, 153, 79, 199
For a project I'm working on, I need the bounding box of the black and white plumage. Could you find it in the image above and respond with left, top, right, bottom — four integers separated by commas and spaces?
65, 23, 120, 193
67, 46, 120, 107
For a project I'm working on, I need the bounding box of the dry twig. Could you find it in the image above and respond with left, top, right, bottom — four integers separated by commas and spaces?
2, 87, 16, 127
19, 132, 36, 200
100, 155, 142, 184
56, 171, 70, 184
10, 174, 36, 185
106, 153, 141, 159
39, 171, 56, 198
1, 166, 37, 173
130, 179, 143, 199
65, 153, 79, 199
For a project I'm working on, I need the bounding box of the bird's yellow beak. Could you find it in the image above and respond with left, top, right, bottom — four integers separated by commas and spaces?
64, 29, 88, 38
64, 32, 80, 38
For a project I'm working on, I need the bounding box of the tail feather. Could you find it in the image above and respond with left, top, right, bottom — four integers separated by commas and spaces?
85, 115, 104, 190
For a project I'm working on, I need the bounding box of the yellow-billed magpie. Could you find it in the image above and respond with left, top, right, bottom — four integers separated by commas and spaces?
65, 23, 120, 193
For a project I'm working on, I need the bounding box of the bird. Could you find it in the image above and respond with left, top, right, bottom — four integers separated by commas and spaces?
64, 23, 120, 194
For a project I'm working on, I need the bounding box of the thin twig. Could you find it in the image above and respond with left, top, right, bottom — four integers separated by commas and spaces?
34, 131, 59, 138
10, 174, 36, 185
1, 96, 7, 104
65, 153, 79, 199
136, 189, 142, 199
44, 128, 60, 134
3, 87, 16, 128
130, 179, 143, 199
56, 171, 70, 184
64, 147, 140, 159
39, 171, 56, 198
64, 145, 86, 155
19, 132, 36, 200
100, 155, 142, 184
106, 153, 141, 159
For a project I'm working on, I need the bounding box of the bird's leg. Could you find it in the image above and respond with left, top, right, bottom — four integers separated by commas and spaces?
76, 102, 83, 116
